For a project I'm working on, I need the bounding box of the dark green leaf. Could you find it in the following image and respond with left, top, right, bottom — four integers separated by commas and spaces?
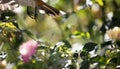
53, 40, 71, 53
80, 51, 89, 60
101, 41, 112, 48
0, 11, 16, 21
62, 40, 71, 48
27, 6, 36, 19
73, 53, 78, 60
17, 62, 34, 69
67, 65, 76, 69
109, 58, 117, 64
90, 55, 106, 64
34, 61, 46, 69
80, 60, 90, 69
83, 42, 97, 52
38, 46, 48, 50
117, 52, 120, 64
116, 41, 120, 47
90, 55, 101, 63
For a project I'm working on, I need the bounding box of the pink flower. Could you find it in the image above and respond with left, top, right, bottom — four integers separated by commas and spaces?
107, 27, 120, 41
19, 40, 38, 63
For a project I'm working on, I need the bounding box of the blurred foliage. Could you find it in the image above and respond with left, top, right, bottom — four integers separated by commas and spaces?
0, 0, 120, 69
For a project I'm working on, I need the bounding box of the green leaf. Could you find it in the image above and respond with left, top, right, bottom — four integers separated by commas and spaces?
17, 62, 33, 69
6, 50, 19, 63
73, 53, 78, 60
83, 42, 97, 52
90, 55, 106, 64
38, 46, 48, 50
67, 65, 76, 69
53, 40, 71, 53
96, 0, 104, 6
117, 52, 120, 64
80, 60, 90, 69
90, 55, 101, 63
80, 51, 89, 60
109, 58, 117, 64
62, 40, 71, 48
34, 61, 46, 69
101, 41, 112, 48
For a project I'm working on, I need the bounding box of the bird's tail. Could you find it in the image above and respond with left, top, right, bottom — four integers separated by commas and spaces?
37, 1, 65, 16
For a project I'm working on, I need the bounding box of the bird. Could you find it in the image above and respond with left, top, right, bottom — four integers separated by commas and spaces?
0, 0, 65, 16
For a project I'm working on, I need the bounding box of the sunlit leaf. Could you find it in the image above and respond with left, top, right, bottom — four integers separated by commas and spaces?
0, 22, 17, 29
86, 32, 90, 38
96, 0, 104, 6
72, 31, 91, 38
